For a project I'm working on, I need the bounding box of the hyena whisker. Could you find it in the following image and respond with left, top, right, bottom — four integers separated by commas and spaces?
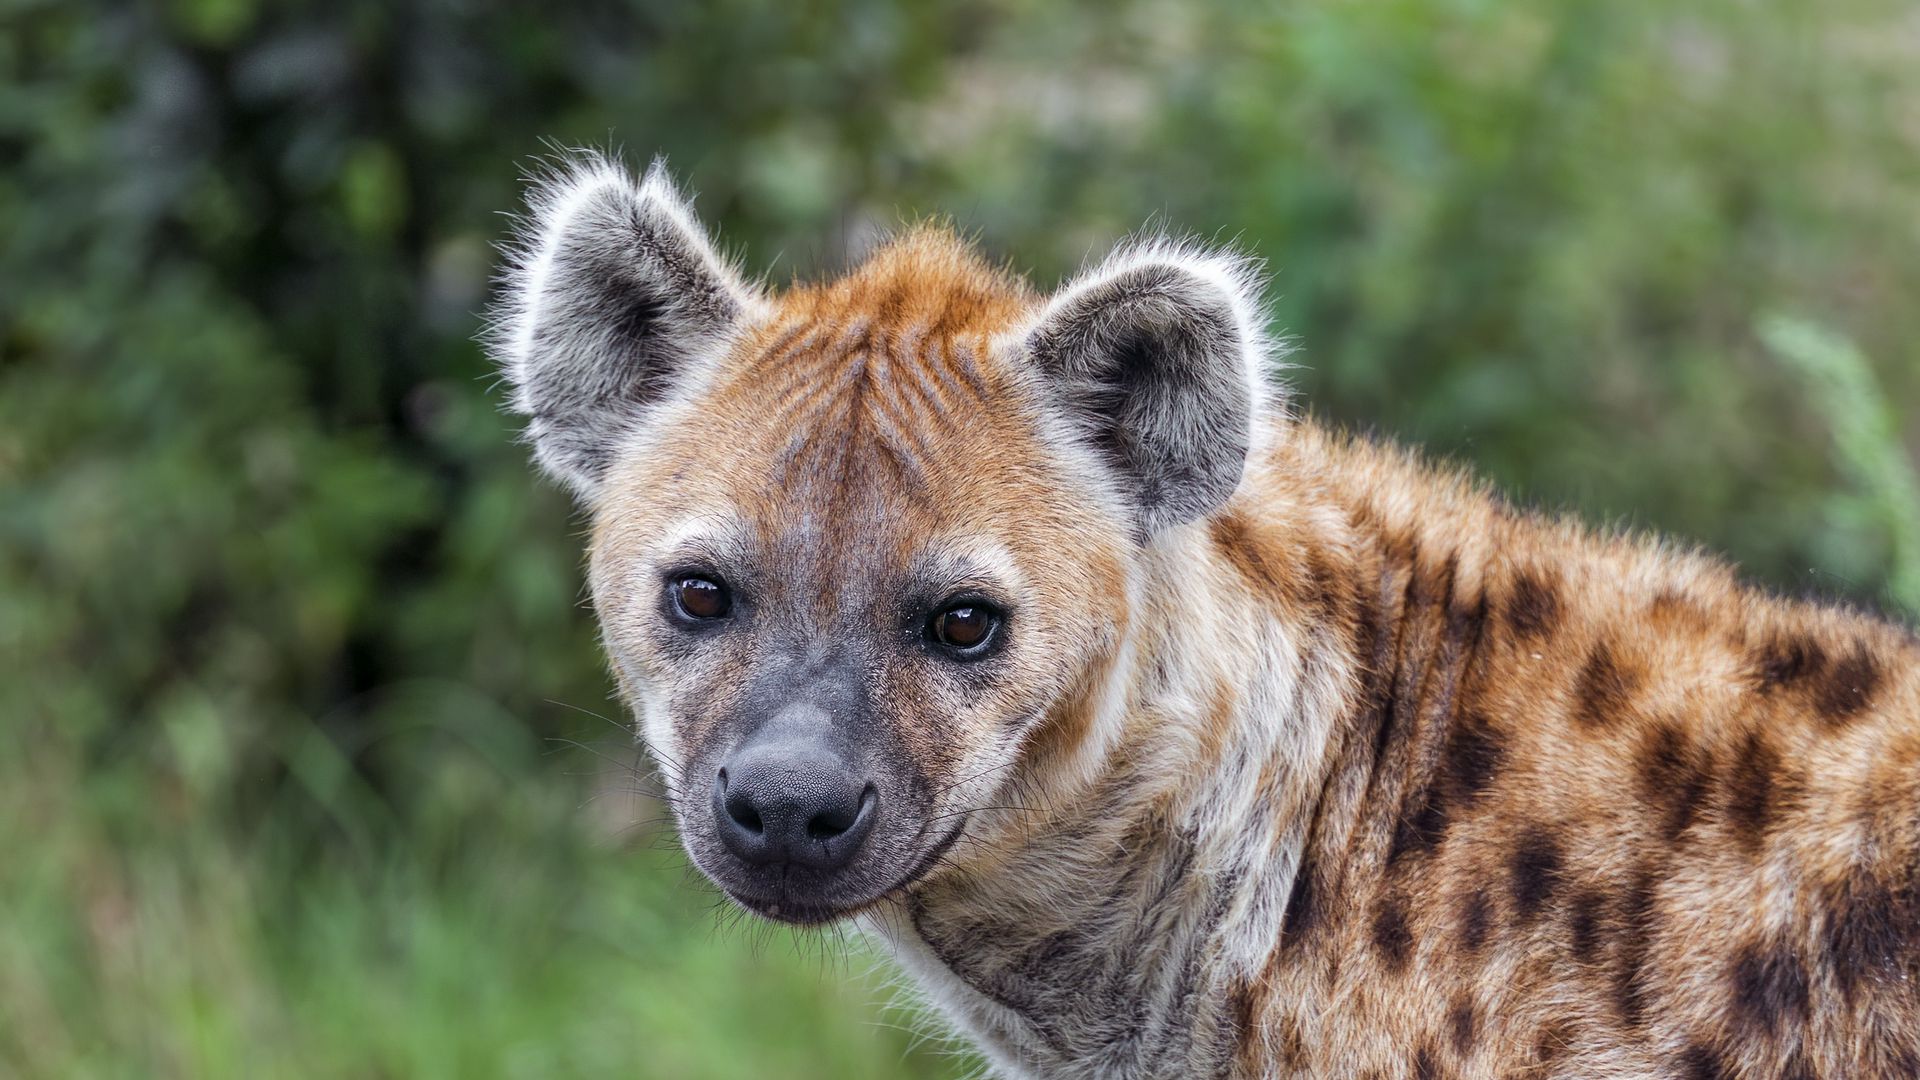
618, 741, 687, 783
702, 895, 747, 936
746, 914, 779, 959
830, 921, 857, 967
931, 757, 1019, 796
792, 922, 858, 980
676, 861, 710, 890
543, 735, 652, 779
639, 739, 687, 770
603, 814, 678, 839
541, 696, 639, 739
575, 789, 665, 817
579, 783, 668, 803
925, 803, 1044, 823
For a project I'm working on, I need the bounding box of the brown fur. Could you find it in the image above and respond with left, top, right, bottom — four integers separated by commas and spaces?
517, 204, 1920, 1076
1217, 424, 1920, 1078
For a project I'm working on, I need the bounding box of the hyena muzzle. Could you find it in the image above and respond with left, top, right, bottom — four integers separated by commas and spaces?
489, 155, 1920, 1078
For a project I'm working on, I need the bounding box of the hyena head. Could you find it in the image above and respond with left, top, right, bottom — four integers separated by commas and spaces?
490, 156, 1272, 924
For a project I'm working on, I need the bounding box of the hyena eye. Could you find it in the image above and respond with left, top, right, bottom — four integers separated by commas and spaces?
927, 602, 1001, 656
669, 575, 731, 622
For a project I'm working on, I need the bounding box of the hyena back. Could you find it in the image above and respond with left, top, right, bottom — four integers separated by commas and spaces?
489, 156, 1920, 1078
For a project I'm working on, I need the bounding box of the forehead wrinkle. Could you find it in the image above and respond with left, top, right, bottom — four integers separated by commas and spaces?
866, 342, 959, 480
763, 324, 987, 501
756, 323, 844, 423
763, 323, 871, 490
916, 332, 986, 414
732, 234, 1035, 487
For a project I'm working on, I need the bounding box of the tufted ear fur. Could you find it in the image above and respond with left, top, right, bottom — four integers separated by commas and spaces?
1023, 237, 1273, 537
486, 154, 762, 497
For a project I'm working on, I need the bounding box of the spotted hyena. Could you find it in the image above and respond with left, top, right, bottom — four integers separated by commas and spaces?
487, 155, 1920, 1078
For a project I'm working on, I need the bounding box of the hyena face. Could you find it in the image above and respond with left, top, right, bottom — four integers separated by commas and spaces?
491, 156, 1268, 924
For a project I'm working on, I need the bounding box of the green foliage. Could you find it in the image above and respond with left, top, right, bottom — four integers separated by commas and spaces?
1760, 315, 1920, 611
1, 0, 1915, 1074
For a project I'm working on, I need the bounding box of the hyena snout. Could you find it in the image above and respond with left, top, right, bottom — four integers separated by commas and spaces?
712, 704, 879, 873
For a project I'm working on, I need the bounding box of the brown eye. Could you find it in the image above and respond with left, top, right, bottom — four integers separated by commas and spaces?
671, 576, 731, 621
929, 603, 1000, 655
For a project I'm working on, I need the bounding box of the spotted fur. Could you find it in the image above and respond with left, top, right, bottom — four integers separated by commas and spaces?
492, 156, 1920, 1079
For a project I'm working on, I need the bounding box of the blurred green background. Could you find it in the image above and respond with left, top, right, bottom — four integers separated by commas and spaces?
3, 0, 1917, 1076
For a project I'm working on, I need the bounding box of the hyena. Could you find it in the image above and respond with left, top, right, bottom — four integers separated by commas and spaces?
488, 155, 1920, 1078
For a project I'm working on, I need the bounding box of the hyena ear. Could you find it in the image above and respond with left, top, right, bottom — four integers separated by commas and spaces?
1023, 237, 1273, 536
487, 154, 762, 497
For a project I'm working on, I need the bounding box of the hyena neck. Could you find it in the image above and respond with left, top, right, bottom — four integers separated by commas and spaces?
884, 420, 1391, 1077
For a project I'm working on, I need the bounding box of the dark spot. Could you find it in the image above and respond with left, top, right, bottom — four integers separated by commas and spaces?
1413, 1045, 1444, 1080
1730, 939, 1810, 1038
1371, 897, 1413, 972
1613, 870, 1662, 1027
1224, 977, 1259, 1046
1572, 640, 1642, 730
1446, 994, 1477, 1055
1459, 889, 1493, 954
1445, 713, 1508, 803
1389, 787, 1451, 868
1445, 588, 1490, 657
1208, 512, 1290, 600
1634, 723, 1711, 841
1648, 589, 1709, 628
1680, 1041, 1733, 1080
1569, 889, 1606, 964
1389, 714, 1509, 867
1812, 644, 1882, 725
1821, 860, 1920, 1001
1280, 855, 1318, 951
1509, 828, 1566, 924
1346, 567, 1388, 676
1504, 571, 1562, 640
1295, 545, 1349, 621
1725, 731, 1790, 854
1016, 928, 1085, 981
1753, 633, 1827, 690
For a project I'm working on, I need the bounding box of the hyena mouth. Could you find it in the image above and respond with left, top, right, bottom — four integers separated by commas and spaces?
720, 888, 845, 926
702, 798, 973, 926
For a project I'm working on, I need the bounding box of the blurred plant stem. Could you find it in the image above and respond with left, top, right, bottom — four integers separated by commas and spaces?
1759, 314, 1920, 616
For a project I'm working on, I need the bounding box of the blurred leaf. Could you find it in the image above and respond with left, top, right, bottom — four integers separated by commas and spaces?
1760, 314, 1920, 613
341, 140, 408, 239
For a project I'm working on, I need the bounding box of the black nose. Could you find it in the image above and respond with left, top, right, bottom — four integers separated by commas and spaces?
712, 741, 878, 871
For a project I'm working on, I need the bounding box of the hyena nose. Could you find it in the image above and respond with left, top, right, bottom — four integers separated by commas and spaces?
712, 742, 878, 872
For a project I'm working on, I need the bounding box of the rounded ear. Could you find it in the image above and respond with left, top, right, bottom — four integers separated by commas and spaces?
1023, 237, 1275, 536
485, 153, 763, 497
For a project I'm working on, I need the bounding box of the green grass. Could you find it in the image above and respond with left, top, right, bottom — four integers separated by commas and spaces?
0, 721, 973, 1079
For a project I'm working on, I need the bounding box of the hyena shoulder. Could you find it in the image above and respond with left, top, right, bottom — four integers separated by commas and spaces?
1216, 423, 1920, 1078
